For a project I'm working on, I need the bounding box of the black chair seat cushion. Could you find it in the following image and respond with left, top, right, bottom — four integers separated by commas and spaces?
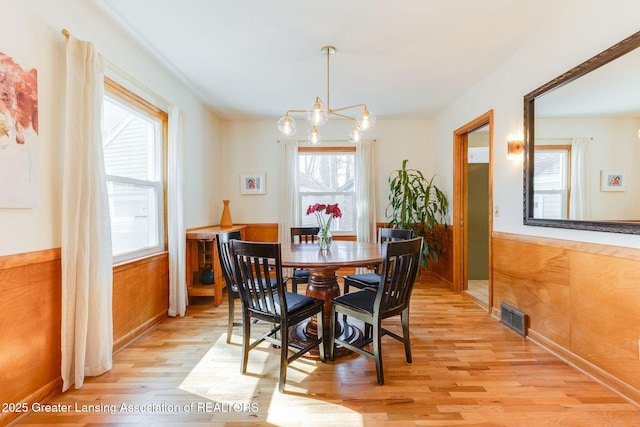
272, 292, 318, 315
333, 290, 376, 314
293, 269, 310, 279
344, 272, 382, 286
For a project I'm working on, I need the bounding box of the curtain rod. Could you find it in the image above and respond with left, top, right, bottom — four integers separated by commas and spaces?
536, 137, 593, 140
277, 139, 377, 143
61, 28, 172, 109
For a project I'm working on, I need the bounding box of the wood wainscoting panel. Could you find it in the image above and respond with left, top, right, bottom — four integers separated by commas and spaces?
0, 249, 62, 427
493, 236, 571, 347
493, 232, 640, 400
240, 223, 279, 242
112, 253, 169, 352
427, 224, 453, 284
571, 251, 640, 390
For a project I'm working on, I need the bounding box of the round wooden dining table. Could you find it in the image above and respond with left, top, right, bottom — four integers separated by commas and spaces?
280, 240, 383, 358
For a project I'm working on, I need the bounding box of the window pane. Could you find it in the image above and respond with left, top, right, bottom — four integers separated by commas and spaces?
298, 152, 355, 233
299, 153, 355, 192
107, 181, 159, 256
300, 193, 354, 232
534, 148, 569, 219
534, 151, 567, 191
103, 86, 165, 263
533, 192, 566, 219
103, 96, 161, 181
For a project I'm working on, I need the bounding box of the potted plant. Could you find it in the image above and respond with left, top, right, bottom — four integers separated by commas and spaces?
385, 159, 448, 268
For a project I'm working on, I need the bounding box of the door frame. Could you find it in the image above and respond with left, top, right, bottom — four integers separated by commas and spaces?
452, 110, 494, 310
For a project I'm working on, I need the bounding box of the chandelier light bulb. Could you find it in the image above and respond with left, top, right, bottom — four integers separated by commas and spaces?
357, 107, 376, 131
349, 125, 362, 143
277, 115, 297, 136
307, 125, 321, 145
307, 97, 328, 126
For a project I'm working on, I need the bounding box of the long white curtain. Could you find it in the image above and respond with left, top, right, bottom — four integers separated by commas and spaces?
168, 106, 187, 317
279, 139, 300, 243
570, 137, 589, 220
61, 35, 113, 391
355, 139, 377, 242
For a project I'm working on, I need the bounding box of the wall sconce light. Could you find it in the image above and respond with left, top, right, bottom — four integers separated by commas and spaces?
507, 138, 524, 157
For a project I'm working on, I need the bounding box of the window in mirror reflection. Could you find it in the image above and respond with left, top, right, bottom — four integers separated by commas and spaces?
533, 146, 570, 219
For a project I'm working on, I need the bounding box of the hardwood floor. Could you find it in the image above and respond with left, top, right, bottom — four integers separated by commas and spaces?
14, 275, 640, 426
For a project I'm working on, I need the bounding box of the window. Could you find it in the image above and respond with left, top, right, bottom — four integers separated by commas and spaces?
298, 147, 355, 233
103, 78, 167, 263
533, 145, 571, 219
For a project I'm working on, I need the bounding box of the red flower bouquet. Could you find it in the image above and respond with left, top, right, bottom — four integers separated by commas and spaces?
306, 203, 342, 250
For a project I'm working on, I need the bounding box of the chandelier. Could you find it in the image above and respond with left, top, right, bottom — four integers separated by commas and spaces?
277, 46, 375, 144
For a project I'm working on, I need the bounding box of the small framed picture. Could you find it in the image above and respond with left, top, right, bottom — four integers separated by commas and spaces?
600, 171, 625, 192
240, 173, 265, 195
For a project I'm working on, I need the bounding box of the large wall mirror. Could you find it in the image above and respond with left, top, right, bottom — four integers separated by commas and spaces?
524, 31, 640, 234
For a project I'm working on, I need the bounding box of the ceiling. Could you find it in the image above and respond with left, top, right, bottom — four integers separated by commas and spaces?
92, 0, 578, 121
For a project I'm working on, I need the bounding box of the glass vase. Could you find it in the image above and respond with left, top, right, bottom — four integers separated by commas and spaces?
317, 229, 332, 251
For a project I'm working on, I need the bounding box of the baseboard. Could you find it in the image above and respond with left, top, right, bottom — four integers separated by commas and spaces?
3, 377, 62, 426
527, 329, 640, 407
113, 310, 168, 353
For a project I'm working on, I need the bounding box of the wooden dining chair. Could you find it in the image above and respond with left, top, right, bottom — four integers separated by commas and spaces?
329, 237, 423, 385
289, 227, 320, 293
229, 240, 325, 392
216, 230, 244, 343
343, 227, 413, 293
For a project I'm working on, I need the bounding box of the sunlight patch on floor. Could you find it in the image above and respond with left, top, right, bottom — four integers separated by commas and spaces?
177, 327, 364, 426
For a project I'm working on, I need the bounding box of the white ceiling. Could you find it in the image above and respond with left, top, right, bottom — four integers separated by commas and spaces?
92, 0, 578, 121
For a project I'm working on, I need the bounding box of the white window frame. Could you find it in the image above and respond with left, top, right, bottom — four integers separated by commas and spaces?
104, 78, 167, 264
297, 147, 356, 235
533, 145, 571, 219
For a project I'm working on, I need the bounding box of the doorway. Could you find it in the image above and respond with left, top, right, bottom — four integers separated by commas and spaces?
452, 111, 493, 310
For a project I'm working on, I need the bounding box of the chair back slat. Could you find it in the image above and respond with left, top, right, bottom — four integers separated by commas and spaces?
230, 241, 286, 318
216, 230, 242, 290
377, 237, 422, 313
291, 227, 320, 244
378, 227, 413, 244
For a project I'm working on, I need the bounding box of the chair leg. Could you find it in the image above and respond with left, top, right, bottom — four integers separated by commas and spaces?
316, 309, 326, 363
373, 319, 384, 385
342, 280, 349, 323
329, 305, 337, 362
401, 308, 412, 364
241, 312, 251, 374
226, 294, 235, 344
292, 280, 297, 294
364, 322, 372, 340
279, 322, 289, 392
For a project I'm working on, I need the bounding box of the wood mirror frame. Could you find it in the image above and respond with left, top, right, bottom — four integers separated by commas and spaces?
523, 31, 640, 234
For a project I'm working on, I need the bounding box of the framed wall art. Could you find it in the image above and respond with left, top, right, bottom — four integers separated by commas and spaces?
240, 173, 265, 195
600, 171, 625, 192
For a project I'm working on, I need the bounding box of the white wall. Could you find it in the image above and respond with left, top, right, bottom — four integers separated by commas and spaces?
0, 0, 221, 256
220, 119, 433, 224
433, 0, 640, 249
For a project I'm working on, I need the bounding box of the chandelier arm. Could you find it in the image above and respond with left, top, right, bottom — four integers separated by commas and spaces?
330, 103, 368, 113
328, 111, 357, 121
285, 109, 312, 115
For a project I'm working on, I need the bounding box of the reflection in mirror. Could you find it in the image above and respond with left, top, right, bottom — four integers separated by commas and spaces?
524, 31, 640, 234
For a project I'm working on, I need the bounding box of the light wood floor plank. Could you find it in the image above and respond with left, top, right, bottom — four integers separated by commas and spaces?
13, 276, 640, 426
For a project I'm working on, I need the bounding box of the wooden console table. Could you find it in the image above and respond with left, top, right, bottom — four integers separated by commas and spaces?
186, 225, 246, 306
